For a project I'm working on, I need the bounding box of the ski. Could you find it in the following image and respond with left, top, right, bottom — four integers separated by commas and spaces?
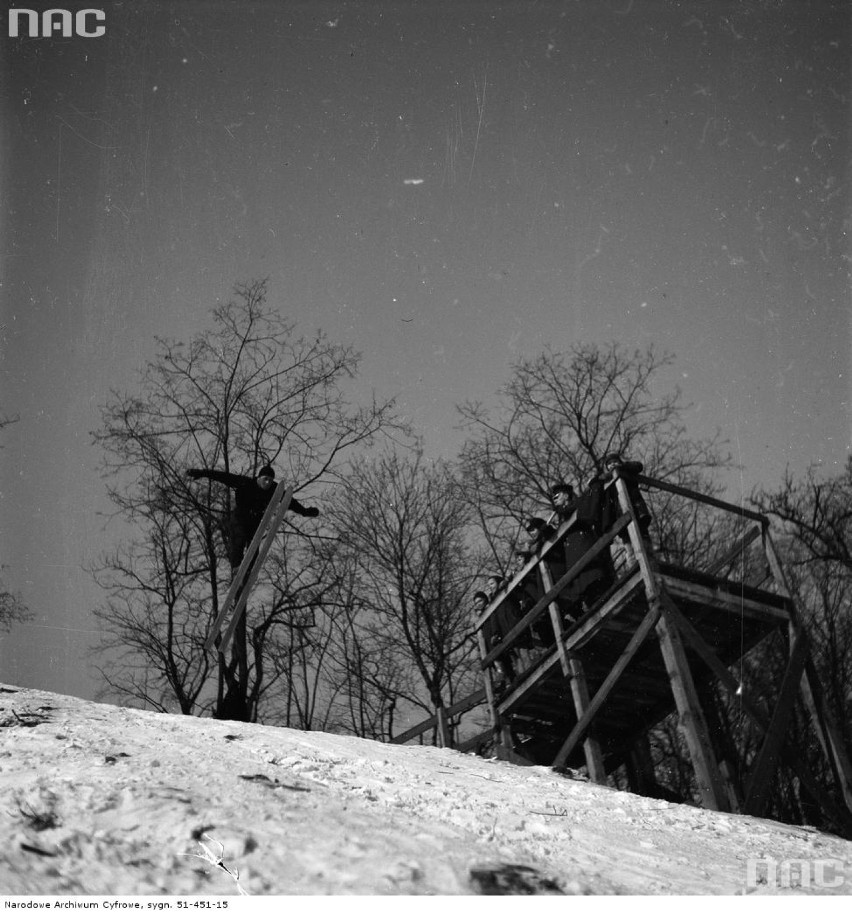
204, 484, 293, 654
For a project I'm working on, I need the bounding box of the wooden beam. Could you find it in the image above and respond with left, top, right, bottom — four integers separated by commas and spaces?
613, 475, 660, 599
479, 514, 632, 665
495, 576, 644, 715
696, 678, 745, 814
552, 603, 661, 770
743, 632, 808, 816
705, 522, 763, 578
636, 474, 767, 524
477, 627, 499, 727
660, 575, 790, 623
456, 728, 494, 754
392, 688, 487, 744
655, 595, 730, 812
537, 562, 570, 676
663, 595, 852, 832
566, 652, 607, 784
436, 705, 451, 748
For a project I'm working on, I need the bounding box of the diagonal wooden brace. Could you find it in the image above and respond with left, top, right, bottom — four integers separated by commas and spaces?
552, 602, 661, 771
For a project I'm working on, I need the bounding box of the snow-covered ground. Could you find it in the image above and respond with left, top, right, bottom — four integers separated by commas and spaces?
1, 683, 851, 897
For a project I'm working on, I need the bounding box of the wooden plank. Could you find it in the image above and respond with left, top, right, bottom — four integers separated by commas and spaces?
476, 628, 499, 731
636, 474, 767, 524
613, 475, 659, 600
655, 595, 730, 812
392, 688, 487, 744
216, 487, 293, 654
705, 523, 763, 577
479, 514, 632, 664
474, 506, 581, 630
482, 530, 634, 668
436, 706, 451, 748
204, 484, 293, 652
495, 576, 644, 715
566, 652, 607, 783
659, 562, 791, 612
538, 562, 571, 676
456, 728, 494, 754
668, 596, 852, 830
743, 632, 808, 817
552, 603, 661, 770
660, 575, 790, 623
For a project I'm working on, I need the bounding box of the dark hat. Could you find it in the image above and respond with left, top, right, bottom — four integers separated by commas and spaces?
258, 464, 275, 479
472, 590, 489, 603
550, 482, 574, 498
603, 452, 623, 468
525, 516, 547, 533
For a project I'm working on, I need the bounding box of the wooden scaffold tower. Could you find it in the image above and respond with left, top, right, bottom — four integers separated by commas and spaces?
394, 467, 852, 836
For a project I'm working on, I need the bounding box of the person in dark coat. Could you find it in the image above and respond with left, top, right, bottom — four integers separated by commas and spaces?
523, 516, 581, 633
549, 482, 616, 616
187, 464, 318, 569
473, 589, 517, 685
603, 453, 652, 538
512, 547, 555, 649
525, 516, 567, 587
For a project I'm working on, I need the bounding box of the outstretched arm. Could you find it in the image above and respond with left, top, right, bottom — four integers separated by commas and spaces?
186, 468, 245, 489
288, 495, 319, 518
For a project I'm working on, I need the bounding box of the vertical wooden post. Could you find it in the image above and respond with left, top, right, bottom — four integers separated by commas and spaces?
553, 604, 660, 770
537, 562, 570, 676
656, 601, 731, 812
567, 652, 607, 783
435, 705, 451, 749
537, 560, 606, 780
477, 627, 513, 752
613, 474, 728, 810
698, 680, 744, 813
613, 475, 659, 599
476, 628, 498, 725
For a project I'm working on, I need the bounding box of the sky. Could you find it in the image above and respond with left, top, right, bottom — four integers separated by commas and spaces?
1, 0, 850, 702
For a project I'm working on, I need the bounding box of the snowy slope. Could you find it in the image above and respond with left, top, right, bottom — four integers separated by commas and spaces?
1, 683, 850, 896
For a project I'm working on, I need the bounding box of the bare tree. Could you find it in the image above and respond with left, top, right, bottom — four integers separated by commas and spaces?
456, 342, 732, 571
90, 280, 398, 720
754, 459, 852, 745
328, 448, 483, 742
755, 459, 852, 572
319, 560, 414, 741
0, 583, 30, 635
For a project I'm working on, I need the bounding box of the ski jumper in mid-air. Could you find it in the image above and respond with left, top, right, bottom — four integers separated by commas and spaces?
186, 464, 319, 569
